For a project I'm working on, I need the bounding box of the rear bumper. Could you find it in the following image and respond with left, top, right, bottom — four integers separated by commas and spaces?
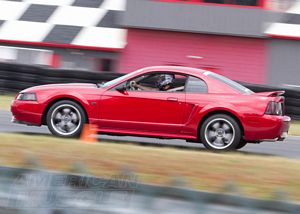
276, 115, 290, 141
277, 115, 290, 140
244, 115, 290, 141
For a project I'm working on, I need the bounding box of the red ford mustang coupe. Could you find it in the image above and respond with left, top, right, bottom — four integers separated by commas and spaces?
11, 66, 290, 151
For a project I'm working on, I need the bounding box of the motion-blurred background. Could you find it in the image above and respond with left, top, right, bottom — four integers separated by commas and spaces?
0, 0, 297, 85
2, 0, 300, 117
1, 0, 300, 213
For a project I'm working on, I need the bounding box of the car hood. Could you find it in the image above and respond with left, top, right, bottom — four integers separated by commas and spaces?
21, 83, 98, 92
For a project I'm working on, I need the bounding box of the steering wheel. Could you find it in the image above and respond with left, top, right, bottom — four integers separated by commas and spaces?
129, 81, 137, 91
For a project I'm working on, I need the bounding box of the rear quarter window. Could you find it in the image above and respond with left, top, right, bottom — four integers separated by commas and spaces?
185, 76, 208, 93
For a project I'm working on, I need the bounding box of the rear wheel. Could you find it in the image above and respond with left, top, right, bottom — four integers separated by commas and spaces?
46, 100, 86, 138
200, 114, 241, 151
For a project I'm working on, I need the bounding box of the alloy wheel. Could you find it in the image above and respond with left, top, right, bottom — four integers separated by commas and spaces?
204, 118, 235, 150
50, 104, 82, 136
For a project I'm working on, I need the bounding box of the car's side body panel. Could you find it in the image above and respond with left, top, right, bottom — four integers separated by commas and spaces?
98, 90, 186, 134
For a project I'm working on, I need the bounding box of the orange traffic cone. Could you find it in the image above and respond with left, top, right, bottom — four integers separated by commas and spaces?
80, 124, 97, 143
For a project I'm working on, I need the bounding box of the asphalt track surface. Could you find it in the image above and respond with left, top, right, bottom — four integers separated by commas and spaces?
1, 110, 300, 159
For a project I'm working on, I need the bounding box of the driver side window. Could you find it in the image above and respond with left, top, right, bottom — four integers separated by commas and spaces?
128, 72, 187, 92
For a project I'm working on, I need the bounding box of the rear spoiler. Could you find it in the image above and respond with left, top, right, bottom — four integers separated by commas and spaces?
254, 91, 285, 97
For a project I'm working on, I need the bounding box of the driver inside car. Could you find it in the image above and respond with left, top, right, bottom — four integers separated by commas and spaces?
131, 74, 175, 91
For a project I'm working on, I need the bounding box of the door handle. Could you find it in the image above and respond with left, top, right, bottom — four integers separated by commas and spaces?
167, 97, 178, 102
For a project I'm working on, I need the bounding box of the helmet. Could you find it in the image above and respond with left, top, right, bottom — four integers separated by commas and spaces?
157, 74, 174, 90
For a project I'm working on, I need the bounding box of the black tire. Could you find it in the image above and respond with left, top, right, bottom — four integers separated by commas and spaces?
46, 100, 87, 138
236, 140, 247, 150
200, 114, 241, 151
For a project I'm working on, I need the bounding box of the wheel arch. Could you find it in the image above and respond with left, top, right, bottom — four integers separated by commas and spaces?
42, 98, 89, 125
197, 110, 244, 140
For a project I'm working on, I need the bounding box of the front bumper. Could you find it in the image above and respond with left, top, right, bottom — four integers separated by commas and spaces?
11, 100, 43, 126
11, 116, 39, 126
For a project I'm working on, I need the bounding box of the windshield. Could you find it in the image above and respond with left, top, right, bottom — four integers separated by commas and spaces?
99, 69, 142, 88
203, 71, 253, 94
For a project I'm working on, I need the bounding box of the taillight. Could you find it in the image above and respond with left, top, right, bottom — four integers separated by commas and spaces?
265, 101, 283, 115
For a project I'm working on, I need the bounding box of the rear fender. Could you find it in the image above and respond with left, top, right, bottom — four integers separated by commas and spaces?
183, 103, 244, 137
197, 104, 244, 125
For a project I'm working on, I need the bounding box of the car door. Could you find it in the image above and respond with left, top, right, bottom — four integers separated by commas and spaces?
182, 76, 210, 135
98, 74, 186, 135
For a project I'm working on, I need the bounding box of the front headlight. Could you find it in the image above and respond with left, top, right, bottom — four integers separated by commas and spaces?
17, 93, 37, 101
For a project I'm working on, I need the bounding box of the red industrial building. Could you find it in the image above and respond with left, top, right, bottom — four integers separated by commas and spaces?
119, 29, 266, 83
118, 0, 295, 85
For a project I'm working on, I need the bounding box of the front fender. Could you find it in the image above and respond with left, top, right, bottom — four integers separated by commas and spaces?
40, 91, 98, 124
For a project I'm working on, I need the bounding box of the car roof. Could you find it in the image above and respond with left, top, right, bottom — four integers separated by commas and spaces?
141, 66, 206, 76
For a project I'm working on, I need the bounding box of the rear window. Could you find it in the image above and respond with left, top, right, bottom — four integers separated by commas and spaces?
203, 71, 253, 94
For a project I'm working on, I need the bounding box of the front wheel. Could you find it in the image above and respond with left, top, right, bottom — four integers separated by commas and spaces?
200, 114, 241, 151
46, 100, 86, 138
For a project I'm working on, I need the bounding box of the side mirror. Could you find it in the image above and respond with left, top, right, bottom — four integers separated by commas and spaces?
115, 84, 127, 93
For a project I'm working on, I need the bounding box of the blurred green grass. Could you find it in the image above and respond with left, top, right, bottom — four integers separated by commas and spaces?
0, 94, 15, 111
289, 120, 300, 136
0, 133, 300, 201
2, 94, 300, 136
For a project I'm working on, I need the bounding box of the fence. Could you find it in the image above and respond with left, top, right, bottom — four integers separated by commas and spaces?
0, 163, 300, 214
1, 62, 300, 119
0, 63, 121, 93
